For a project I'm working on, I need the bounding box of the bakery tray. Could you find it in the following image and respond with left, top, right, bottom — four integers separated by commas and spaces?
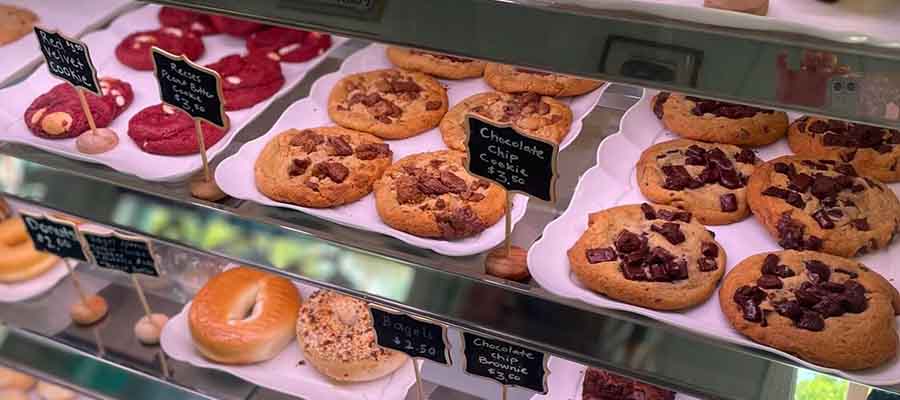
528, 89, 900, 385
0, 4, 347, 182
216, 43, 607, 256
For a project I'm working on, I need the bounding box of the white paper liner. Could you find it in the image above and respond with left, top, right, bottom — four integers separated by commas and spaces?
217, 43, 607, 256
0, 4, 348, 181
528, 89, 900, 385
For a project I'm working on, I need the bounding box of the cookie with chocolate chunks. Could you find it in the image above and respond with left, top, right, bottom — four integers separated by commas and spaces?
374, 151, 506, 240
747, 155, 900, 257
567, 203, 726, 310
637, 139, 761, 225
439, 91, 572, 151
788, 116, 900, 183
720, 250, 900, 370
483, 63, 603, 97
652, 92, 788, 147
255, 127, 393, 208
386, 46, 486, 80
328, 68, 448, 139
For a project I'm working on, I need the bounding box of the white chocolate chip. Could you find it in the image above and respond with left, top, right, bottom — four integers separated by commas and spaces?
278, 43, 300, 55
115, 96, 125, 107
190, 22, 206, 32
134, 35, 156, 43
110, 89, 121, 96
163, 27, 183, 37
226, 76, 242, 85
266, 52, 280, 62
131, 43, 141, 49
101, 87, 109, 95
162, 104, 176, 115
41, 112, 73, 135
30, 108, 46, 125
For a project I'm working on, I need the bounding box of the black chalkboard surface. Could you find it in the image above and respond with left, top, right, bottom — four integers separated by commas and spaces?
33, 27, 100, 95
369, 305, 451, 365
20, 213, 88, 262
465, 116, 558, 202
83, 232, 159, 277
461, 332, 548, 394
151, 47, 227, 129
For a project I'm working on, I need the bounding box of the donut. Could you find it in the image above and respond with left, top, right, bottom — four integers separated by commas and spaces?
0, 217, 59, 283
0, 367, 35, 390
36, 381, 75, 400
70, 294, 108, 325
189, 267, 301, 364
297, 291, 408, 382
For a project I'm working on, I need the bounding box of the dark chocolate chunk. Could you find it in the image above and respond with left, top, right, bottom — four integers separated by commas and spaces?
661, 165, 701, 190
720, 193, 738, 212
812, 298, 845, 317
614, 230, 644, 253
797, 311, 825, 331
586, 247, 617, 263
657, 209, 692, 222
812, 209, 835, 229
810, 175, 839, 199
757, 274, 783, 289
788, 173, 813, 193
640, 203, 657, 220
851, 218, 870, 231
326, 136, 354, 156
698, 257, 718, 272
651, 223, 686, 245
701, 242, 719, 258
439, 171, 468, 194
288, 158, 311, 177
653, 92, 670, 119
834, 268, 859, 279
435, 206, 487, 239
667, 258, 689, 280
773, 162, 794, 176
834, 164, 858, 176
735, 149, 757, 164
774, 300, 803, 320
794, 282, 821, 307
804, 260, 831, 283
355, 143, 392, 160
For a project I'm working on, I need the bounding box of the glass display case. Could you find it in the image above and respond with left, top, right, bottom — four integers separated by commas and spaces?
1, 0, 899, 399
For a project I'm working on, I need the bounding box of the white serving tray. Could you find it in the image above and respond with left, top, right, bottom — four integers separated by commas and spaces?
217, 43, 607, 256
0, 259, 70, 303
0, 0, 137, 87
0, 4, 347, 182
528, 89, 900, 385
556, 0, 900, 47
160, 280, 418, 400
531, 357, 698, 400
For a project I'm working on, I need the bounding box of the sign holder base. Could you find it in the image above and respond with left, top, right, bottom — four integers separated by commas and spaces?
413, 361, 424, 400
62, 258, 106, 356
130, 275, 171, 378
484, 193, 530, 281
188, 118, 226, 202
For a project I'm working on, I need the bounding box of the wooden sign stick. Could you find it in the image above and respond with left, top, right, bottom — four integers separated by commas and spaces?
502, 384, 508, 400
61, 258, 106, 356
504, 193, 512, 256
75, 88, 98, 136
130, 274, 170, 378
194, 118, 212, 183
413, 362, 424, 400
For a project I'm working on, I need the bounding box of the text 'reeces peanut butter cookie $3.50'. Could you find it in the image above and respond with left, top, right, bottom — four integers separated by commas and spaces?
720, 250, 900, 370
374, 151, 506, 240
568, 203, 726, 310
328, 69, 448, 139
747, 155, 900, 257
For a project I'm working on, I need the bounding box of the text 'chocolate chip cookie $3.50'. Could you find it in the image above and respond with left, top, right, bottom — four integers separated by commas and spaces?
567, 203, 726, 311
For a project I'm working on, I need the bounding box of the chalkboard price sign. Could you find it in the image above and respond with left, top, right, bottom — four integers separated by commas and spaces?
369, 304, 451, 365
465, 115, 558, 203
33, 27, 100, 95
461, 332, 548, 394
83, 231, 159, 277
20, 213, 88, 262
151, 47, 227, 129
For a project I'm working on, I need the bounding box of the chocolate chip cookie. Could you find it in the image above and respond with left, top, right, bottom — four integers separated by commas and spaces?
747, 155, 900, 257
568, 203, 726, 310
484, 63, 603, 97
0, 5, 37, 46
374, 151, 506, 239
255, 127, 393, 208
328, 69, 448, 139
637, 139, 761, 225
652, 92, 788, 147
439, 92, 572, 151
788, 116, 900, 183
386, 46, 486, 80
720, 250, 900, 370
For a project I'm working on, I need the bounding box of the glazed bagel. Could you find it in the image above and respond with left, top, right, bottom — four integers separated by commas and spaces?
189, 267, 301, 364
0, 217, 59, 283
297, 291, 408, 382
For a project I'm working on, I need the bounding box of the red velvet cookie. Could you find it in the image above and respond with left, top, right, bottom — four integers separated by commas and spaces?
158, 6, 218, 36
128, 104, 228, 155
209, 15, 264, 37
115, 27, 205, 71
246, 27, 332, 63
205, 53, 285, 110
98, 77, 134, 117
25, 83, 114, 139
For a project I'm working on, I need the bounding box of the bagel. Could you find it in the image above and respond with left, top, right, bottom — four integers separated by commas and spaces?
0, 367, 36, 390
36, 381, 76, 400
297, 291, 408, 382
0, 217, 59, 283
189, 267, 301, 364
